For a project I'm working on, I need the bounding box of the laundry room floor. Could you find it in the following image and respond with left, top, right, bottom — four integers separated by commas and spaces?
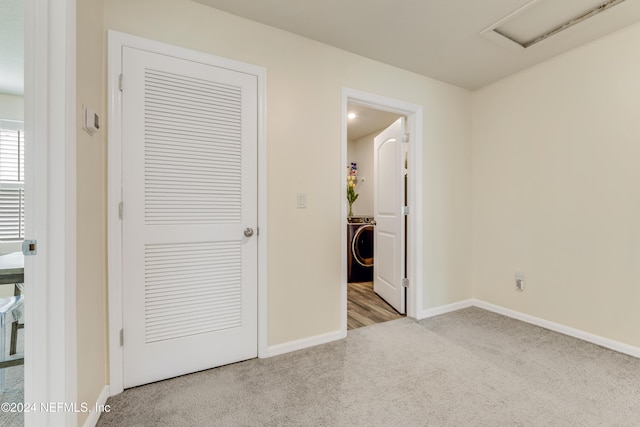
347, 281, 404, 330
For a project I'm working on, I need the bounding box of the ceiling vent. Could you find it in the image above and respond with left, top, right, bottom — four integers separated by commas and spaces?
481, 0, 627, 50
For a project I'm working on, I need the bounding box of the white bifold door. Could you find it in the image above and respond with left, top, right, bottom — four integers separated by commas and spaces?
373, 118, 406, 314
120, 46, 258, 388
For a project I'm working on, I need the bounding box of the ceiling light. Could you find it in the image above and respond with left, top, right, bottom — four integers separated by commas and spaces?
347, 113, 356, 120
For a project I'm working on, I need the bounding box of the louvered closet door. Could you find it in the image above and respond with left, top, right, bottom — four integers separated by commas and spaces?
121, 46, 258, 388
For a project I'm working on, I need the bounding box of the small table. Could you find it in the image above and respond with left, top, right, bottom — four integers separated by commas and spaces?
0, 252, 24, 294
0, 252, 24, 371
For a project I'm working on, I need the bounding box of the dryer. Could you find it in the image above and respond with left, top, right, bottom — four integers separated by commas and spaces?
347, 217, 375, 283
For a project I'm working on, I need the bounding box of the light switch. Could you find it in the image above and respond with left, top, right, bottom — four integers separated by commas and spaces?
297, 193, 307, 208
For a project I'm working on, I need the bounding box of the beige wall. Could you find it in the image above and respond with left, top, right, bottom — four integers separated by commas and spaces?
421, 85, 473, 307
76, 0, 107, 424
103, 0, 473, 346
471, 23, 640, 347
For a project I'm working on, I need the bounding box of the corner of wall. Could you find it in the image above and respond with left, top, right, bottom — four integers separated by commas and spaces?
76, 0, 108, 425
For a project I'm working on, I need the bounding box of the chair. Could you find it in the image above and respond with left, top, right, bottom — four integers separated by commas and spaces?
0, 295, 24, 393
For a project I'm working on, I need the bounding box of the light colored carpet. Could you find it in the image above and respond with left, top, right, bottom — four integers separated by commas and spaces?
0, 365, 23, 427
97, 307, 640, 426
0, 323, 24, 427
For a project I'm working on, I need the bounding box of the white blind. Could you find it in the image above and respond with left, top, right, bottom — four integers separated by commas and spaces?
0, 124, 25, 241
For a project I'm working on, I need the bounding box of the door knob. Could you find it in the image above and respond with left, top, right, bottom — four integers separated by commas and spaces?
244, 227, 254, 238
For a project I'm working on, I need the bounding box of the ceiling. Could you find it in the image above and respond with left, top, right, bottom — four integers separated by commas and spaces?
193, 0, 640, 90
0, 0, 24, 96
347, 104, 402, 142
2, 1, 639, 98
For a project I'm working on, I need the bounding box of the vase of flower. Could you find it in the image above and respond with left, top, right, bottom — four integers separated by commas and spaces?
347, 174, 358, 217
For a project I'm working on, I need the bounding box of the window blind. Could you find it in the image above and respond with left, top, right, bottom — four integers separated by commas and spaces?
0, 125, 25, 241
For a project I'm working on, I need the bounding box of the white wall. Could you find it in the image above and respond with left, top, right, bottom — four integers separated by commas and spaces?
347, 130, 377, 216
0, 93, 23, 121
472, 22, 640, 348
104, 0, 473, 346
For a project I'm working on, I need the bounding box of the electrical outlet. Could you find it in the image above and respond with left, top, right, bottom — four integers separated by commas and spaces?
515, 272, 525, 292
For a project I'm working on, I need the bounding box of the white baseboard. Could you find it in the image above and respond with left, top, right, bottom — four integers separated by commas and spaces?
416, 299, 474, 320
472, 299, 640, 359
266, 329, 346, 358
203, 297, 640, 362
83, 385, 111, 427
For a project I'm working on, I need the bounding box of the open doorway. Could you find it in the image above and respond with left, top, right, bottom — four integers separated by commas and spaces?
346, 104, 404, 329
342, 89, 424, 333
2, 1, 75, 424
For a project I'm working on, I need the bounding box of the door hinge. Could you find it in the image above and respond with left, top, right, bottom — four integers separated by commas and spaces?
120, 329, 124, 346
22, 240, 37, 256
402, 133, 410, 143
119, 74, 123, 92
402, 206, 409, 216
118, 202, 123, 220
402, 278, 409, 288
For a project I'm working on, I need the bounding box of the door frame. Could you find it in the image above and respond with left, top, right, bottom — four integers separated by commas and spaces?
24, 0, 77, 425
107, 31, 268, 395
24, 0, 78, 426
341, 88, 423, 332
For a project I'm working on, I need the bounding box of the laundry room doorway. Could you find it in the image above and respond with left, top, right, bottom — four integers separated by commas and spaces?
341, 89, 424, 333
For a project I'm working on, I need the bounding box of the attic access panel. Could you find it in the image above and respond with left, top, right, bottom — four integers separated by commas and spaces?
482, 0, 627, 49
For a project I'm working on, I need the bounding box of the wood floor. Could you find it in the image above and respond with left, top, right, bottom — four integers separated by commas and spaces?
347, 281, 404, 330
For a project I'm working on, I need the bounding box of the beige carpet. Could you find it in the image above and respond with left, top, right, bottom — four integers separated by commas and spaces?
0, 365, 22, 427
0, 327, 24, 427
97, 307, 640, 426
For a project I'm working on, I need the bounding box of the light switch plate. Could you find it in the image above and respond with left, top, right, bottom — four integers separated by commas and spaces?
297, 193, 307, 208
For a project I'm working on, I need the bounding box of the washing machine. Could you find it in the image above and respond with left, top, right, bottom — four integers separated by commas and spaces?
347, 217, 375, 283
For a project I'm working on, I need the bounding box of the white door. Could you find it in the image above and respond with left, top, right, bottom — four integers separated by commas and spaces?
121, 46, 258, 388
373, 118, 406, 314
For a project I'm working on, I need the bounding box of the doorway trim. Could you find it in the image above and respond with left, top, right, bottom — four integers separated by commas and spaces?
341, 88, 423, 332
24, 0, 78, 425
107, 31, 268, 395
24, 0, 78, 426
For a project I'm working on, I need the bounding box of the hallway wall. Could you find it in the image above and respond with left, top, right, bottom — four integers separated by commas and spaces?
472, 22, 640, 348
76, 0, 107, 424
103, 0, 473, 347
